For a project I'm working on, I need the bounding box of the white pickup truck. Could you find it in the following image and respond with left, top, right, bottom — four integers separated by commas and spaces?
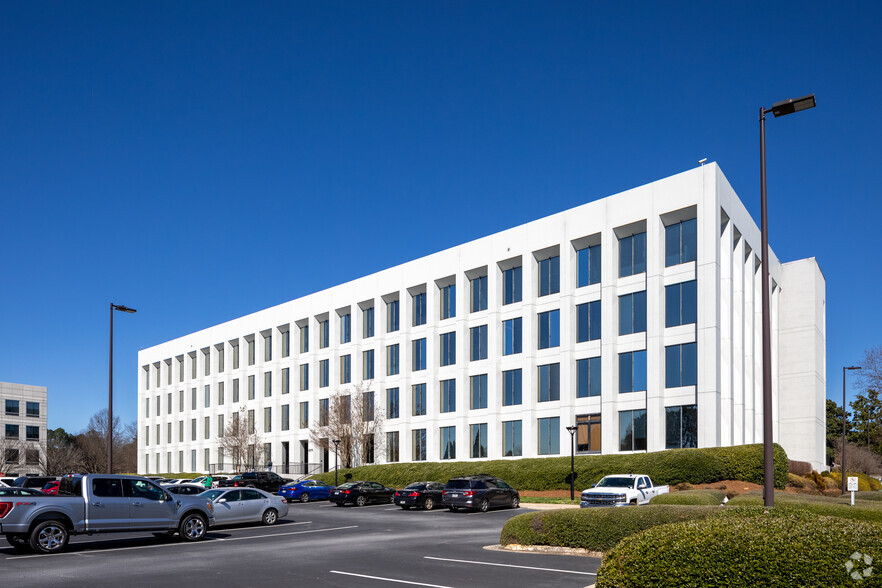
579, 474, 669, 507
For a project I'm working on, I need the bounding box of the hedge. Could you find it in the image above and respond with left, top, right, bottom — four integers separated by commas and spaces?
596, 509, 882, 587
499, 505, 721, 552
827, 472, 882, 492
649, 490, 725, 505
728, 491, 882, 524
311, 443, 789, 490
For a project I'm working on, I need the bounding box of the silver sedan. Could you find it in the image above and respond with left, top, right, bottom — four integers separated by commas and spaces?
200, 487, 289, 526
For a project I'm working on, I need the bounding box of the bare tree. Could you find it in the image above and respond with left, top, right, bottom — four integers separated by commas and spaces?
40, 428, 85, 475
835, 439, 882, 476
857, 346, 882, 394
0, 437, 26, 475
76, 409, 131, 473
310, 383, 383, 468
217, 407, 262, 471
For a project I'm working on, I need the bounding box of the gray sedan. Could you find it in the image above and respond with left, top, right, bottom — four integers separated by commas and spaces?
200, 488, 289, 526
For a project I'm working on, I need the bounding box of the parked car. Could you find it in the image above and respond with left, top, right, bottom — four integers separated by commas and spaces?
394, 481, 445, 510
0, 487, 46, 497
41, 481, 60, 495
217, 471, 292, 493
442, 474, 520, 512
200, 487, 288, 526
330, 481, 395, 507
164, 484, 208, 496
12, 476, 56, 489
579, 474, 670, 507
278, 480, 335, 503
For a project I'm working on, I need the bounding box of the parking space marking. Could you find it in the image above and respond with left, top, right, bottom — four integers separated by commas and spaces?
330, 570, 455, 587
423, 556, 596, 576
216, 524, 357, 542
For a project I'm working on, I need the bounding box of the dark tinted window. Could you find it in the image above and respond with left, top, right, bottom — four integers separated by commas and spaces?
92, 478, 124, 498
224, 490, 242, 501
405, 483, 426, 490
473, 481, 487, 489
497, 480, 511, 489
337, 482, 358, 489
127, 479, 165, 501
446, 480, 470, 489
242, 490, 263, 500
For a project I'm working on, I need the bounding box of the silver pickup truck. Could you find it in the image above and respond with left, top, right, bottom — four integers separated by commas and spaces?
0, 474, 215, 554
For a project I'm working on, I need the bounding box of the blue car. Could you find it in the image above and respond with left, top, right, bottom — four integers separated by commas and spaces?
278, 480, 335, 503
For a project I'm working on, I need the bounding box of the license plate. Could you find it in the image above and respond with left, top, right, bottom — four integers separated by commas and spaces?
450, 493, 459, 497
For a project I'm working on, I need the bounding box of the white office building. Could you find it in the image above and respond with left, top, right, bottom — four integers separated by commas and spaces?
137, 163, 826, 475
1, 381, 48, 476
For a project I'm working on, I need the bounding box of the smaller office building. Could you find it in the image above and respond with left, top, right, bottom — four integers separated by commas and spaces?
0, 381, 48, 476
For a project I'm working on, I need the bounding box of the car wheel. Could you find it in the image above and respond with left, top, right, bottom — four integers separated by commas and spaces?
178, 513, 207, 542
478, 498, 489, 513
29, 520, 69, 554
299, 493, 310, 503
262, 509, 278, 525
6, 533, 30, 553
423, 497, 435, 510
510, 496, 520, 509
355, 495, 367, 507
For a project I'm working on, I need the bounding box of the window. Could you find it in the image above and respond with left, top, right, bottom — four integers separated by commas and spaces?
299, 402, 309, 429
440, 426, 456, 460
5, 399, 19, 416
191, 418, 197, 441
503, 266, 522, 305
413, 338, 427, 371
300, 364, 308, 391
440, 379, 456, 413
319, 319, 330, 349
503, 369, 522, 406
386, 388, 399, 419
387, 299, 399, 332
26, 425, 39, 441
666, 343, 698, 388
248, 375, 255, 400
619, 232, 647, 277
538, 417, 560, 455
281, 330, 290, 358
503, 317, 522, 355
340, 355, 351, 384
204, 385, 211, 408
577, 301, 601, 342
300, 325, 309, 353
620, 409, 647, 451
619, 350, 647, 393
247, 339, 255, 366
577, 357, 602, 398
262, 371, 272, 397
218, 346, 225, 372
577, 244, 601, 287
665, 218, 697, 267
264, 407, 272, 433
231, 345, 240, 370
319, 399, 329, 426
204, 350, 211, 376
191, 354, 198, 378
25, 448, 39, 464
413, 292, 427, 326
440, 284, 456, 320
363, 307, 375, 338
471, 275, 488, 312
503, 420, 522, 456
263, 443, 271, 466
412, 429, 427, 461
178, 420, 184, 442
218, 381, 225, 405
282, 367, 290, 395
232, 379, 240, 403
538, 363, 560, 402
145, 426, 150, 446
386, 431, 399, 462
470, 423, 488, 458
217, 415, 224, 436
538, 255, 560, 296
248, 410, 256, 435
4, 448, 19, 463
340, 313, 351, 344
386, 344, 399, 376
319, 359, 330, 388
262, 334, 271, 362
538, 310, 560, 349
364, 391, 375, 422
469, 325, 488, 361
204, 416, 210, 439
470, 374, 488, 409
412, 384, 426, 416
440, 332, 456, 366
167, 423, 172, 443
191, 387, 197, 410
666, 280, 697, 327
576, 414, 602, 453
179, 356, 186, 380
363, 349, 375, 380
619, 291, 647, 335
179, 390, 184, 412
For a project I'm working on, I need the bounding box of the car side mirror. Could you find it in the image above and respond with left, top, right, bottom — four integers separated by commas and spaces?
218, 498, 227, 503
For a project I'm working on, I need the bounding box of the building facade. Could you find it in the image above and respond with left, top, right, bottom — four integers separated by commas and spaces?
136, 164, 827, 474
1, 381, 48, 476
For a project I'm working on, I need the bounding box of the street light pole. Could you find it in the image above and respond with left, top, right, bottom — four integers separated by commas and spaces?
842, 366, 862, 493
759, 94, 816, 507
108, 303, 136, 474
333, 439, 341, 487
566, 425, 577, 501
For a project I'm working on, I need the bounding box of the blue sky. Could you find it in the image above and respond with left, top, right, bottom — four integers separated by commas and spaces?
2, 2, 880, 433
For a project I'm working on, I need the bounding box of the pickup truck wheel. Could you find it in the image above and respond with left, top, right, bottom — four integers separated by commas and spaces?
299, 493, 310, 503
261, 509, 278, 526
29, 521, 69, 554
6, 533, 30, 553
178, 513, 207, 541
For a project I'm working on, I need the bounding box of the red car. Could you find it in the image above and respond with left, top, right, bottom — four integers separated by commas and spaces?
42, 480, 60, 495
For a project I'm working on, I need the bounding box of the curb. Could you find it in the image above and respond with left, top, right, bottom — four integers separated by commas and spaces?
485, 543, 604, 558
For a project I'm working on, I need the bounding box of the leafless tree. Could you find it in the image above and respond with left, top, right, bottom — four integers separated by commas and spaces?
835, 439, 882, 476
310, 383, 384, 468
857, 346, 882, 394
75, 409, 135, 473
217, 407, 262, 471
40, 428, 85, 475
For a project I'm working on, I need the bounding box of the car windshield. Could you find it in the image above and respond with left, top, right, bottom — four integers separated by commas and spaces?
595, 477, 636, 488
404, 483, 426, 490
202, 490, 225, 501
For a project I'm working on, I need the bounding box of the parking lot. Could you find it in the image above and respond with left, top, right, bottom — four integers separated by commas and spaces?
1, 501, 600, 586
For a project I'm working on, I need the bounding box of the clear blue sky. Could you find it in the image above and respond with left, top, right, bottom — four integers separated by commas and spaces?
2, 2, 880, 434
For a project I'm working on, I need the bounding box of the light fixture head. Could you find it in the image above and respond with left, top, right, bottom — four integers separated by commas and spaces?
113, 304, 137, 313
770, 94, 816, 117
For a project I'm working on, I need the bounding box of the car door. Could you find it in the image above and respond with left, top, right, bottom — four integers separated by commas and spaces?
240, 489, 268, 522
126, 479, 176, 529
87, 477, 130, 531
215, 490, 244, 523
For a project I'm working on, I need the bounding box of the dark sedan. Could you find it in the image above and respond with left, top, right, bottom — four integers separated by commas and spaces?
393, 481, 445, 510
330, 481, 395, 507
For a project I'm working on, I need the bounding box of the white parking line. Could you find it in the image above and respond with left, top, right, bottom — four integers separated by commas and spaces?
423, 556, 596, 576
330, 570, 455, 587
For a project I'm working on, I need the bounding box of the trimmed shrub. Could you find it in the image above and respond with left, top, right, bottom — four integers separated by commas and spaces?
649, 490, 725, 505
499, 505, 720, 552
311, 443, 789, 491
596, 509, 882, 587
728, 490, 882, 524
788, 459, 812, 475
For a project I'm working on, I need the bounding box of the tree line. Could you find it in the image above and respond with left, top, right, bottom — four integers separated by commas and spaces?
38, 409, 138, 475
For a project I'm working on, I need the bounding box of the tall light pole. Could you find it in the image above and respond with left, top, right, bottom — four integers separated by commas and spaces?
842, 366, 862, 493
565, 425, 577, 501
759, 94, 816, 507
332, 439, 341, 487
108, 303, 136, 474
